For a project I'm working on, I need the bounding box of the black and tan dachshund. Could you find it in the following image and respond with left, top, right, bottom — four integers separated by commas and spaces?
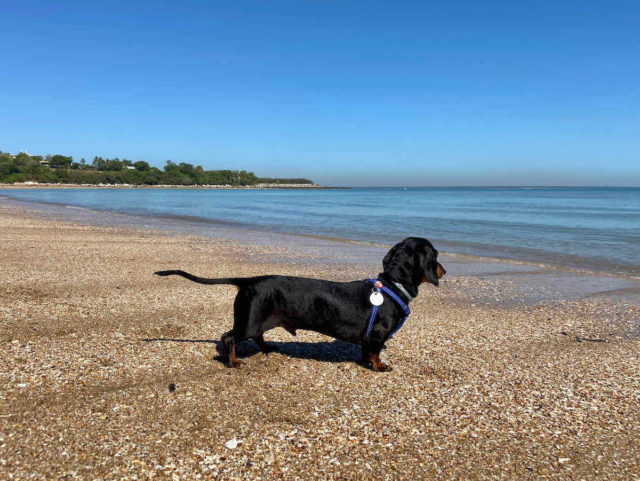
155, 237, 445, 371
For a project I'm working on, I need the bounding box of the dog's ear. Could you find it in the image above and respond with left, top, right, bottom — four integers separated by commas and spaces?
419, 244, 440, 287
382, 239, 416, 284
382, 242, 402, 270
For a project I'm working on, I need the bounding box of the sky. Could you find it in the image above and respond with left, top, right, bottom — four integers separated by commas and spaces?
1, 0, 639, 186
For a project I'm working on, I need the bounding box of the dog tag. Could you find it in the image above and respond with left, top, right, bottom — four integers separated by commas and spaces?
370, 291, 384, 306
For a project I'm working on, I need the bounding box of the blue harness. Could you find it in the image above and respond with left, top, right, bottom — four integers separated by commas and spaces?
364, 279, 411, 341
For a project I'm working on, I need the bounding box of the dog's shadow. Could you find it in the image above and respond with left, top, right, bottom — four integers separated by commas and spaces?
141, 337, 363, 365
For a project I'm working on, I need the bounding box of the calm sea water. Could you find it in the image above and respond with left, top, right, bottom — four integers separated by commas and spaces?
2, 187, 639, 276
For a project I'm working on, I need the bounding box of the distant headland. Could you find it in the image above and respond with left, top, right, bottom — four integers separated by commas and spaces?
0, 150, 324, 188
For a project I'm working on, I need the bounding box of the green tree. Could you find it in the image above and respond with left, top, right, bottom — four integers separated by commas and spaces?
134, 161, 150, 171
92, 157, 106, 170
49, 155, 73, 169
0, 157, 18, 179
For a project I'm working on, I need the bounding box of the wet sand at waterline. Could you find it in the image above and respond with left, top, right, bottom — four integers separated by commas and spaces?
1, 202, 639, 479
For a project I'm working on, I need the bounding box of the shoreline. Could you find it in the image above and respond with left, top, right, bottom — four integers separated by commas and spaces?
2, 190, 640, 287
1, 202, 639, 479
2, 186, 638, 280
2, 195, 640, 308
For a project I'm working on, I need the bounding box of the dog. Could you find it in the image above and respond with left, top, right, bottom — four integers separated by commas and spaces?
155, 237, 445, 371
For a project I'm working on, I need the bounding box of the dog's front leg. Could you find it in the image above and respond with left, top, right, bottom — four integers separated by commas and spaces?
362, 341, 392, 372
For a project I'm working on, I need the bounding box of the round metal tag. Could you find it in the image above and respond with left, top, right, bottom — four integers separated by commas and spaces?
369, 291, 384, 306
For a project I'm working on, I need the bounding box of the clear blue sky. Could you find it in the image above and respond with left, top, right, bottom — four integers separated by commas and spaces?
1, 0, 638, 186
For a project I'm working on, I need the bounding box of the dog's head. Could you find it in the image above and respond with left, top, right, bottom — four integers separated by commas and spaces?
382, 237, 445, 293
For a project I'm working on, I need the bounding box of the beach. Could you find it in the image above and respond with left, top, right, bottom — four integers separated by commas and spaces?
1, 201, 639, 480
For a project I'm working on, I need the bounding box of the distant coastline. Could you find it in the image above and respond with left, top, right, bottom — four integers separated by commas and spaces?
0, 182, 344, 189
0, 149, 321, 187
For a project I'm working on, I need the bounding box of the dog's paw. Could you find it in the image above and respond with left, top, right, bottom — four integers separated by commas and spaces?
373, 362, 393, 372
229, 359, 245, 368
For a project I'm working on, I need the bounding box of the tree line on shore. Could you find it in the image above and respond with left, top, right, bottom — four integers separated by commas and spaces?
0, 151, 314, 186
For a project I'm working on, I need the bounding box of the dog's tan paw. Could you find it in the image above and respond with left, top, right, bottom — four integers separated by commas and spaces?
373, 362, 393, 372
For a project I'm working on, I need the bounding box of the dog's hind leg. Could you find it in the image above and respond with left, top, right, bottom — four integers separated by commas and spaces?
221, 330, 243, 368
222, 290, 268, 367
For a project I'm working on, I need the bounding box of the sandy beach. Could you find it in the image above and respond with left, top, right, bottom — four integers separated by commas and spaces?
1, 201, 639, 480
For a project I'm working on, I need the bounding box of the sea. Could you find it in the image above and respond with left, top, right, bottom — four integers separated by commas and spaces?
1, 187, 639, 278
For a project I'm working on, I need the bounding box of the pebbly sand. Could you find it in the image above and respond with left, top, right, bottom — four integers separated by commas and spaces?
1, 201, 639, 480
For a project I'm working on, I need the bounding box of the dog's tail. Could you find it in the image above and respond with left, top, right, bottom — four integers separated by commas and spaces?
154, 270, 246, 286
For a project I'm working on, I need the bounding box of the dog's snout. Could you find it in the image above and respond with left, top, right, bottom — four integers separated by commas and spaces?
436, 262, 446, 279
